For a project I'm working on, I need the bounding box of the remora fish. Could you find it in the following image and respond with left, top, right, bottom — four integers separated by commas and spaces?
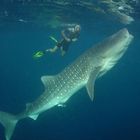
0, 28, 133, 140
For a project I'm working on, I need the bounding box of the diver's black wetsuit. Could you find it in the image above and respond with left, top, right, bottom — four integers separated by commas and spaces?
56, 28, 80, 52
56, 39, 71, 52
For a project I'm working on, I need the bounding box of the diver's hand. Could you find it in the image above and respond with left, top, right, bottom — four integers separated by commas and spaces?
65, 38, 71, 42
72, 38, 77, 42
45, 49, 50, 52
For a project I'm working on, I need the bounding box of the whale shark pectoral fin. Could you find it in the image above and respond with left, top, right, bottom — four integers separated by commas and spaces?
86, 73, 96, 101
41, 75, 56, 88
86, 67, 100, 101
29, 114, 39, 120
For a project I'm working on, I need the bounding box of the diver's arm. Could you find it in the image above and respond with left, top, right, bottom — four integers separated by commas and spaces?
71, 32, 80, 42
61, 30, 71, 42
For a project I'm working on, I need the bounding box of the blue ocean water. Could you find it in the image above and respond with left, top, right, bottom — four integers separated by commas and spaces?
0, 1, 140, 140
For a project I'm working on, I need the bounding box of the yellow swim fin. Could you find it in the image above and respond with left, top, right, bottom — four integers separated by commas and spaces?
33, 51, 45, 59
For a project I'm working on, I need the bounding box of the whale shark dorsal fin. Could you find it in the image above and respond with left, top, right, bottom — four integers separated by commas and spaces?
41, 75, 56, 88
86, 67, 100, 101
26, 103, 31, 108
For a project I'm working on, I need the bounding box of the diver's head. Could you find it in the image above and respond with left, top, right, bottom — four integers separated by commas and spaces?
75, 25, 81, 32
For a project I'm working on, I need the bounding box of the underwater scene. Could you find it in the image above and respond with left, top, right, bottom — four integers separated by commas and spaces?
0, 0, 140, 140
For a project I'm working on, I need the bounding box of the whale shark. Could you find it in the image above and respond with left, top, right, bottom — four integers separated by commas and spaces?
0, 28, 133, 140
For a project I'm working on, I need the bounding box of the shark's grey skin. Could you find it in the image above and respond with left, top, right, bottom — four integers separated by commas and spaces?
0, 28, 133, 140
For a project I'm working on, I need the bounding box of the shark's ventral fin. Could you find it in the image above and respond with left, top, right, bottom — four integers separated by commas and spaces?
29, 114, 39, 120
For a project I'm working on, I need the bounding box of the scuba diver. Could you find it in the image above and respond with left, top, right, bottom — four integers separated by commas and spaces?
33, 24, 81, 58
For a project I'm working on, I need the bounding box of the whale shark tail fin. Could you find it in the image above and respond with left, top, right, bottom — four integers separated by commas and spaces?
0, 111, 19, 140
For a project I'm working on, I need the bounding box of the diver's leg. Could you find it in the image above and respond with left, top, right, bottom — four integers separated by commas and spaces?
46, 46, 58, 53
60, 43, 69, 56
60, 47, 66, 56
